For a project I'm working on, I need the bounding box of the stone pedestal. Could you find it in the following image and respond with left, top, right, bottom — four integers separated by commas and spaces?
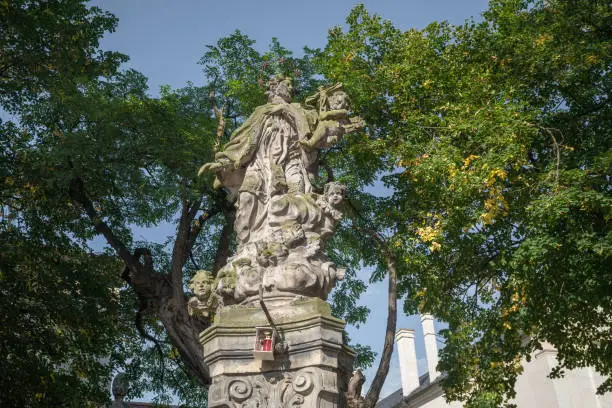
200, 297, 355, 407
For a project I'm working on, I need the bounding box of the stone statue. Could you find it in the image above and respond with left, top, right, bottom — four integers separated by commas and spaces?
110, 373, 130, 408
199, 77, 363, 307
199, 76, 318, 246
346, 370, 366, 408
188, 270, 218, 318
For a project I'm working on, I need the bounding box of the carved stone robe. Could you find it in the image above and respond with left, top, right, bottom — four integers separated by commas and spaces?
213, 102, 319, 247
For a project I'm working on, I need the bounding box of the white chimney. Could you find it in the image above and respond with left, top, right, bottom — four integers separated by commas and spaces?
420, 313, 440, 381
395, 329, 420, 396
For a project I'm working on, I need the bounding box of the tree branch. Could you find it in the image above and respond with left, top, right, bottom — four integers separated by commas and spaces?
187, 208, 218, 249
170, 195, 194, 303
69, 177, 212, 385
68, 177, 136, 269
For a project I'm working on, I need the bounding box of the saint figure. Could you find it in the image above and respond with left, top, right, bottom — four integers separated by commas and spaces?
199, 76, 318, 248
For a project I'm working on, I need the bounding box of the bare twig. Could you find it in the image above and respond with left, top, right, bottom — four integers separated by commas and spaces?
189, 250, 201, 270
187, 208, 218, 249
542, 127, 562, 188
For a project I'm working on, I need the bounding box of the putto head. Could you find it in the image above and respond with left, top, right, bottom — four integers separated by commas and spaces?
189, 270, 214, 296
324, 182, 347, 206
305, 83, 348, 112
327, 89, 348, 110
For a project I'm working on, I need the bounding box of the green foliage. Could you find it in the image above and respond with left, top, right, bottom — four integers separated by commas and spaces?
0, 1, 139, 405
0, 0, 127, 111
4, 1, 609, 406
0, 226, 126, 407
199, 30, 324, 127
1, 0, 220, 405
318, 1, 611, 406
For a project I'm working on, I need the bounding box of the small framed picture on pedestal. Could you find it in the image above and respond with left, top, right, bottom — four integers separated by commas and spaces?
253, 327, 276, 360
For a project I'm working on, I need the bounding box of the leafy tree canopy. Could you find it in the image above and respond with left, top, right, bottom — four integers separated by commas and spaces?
318, 0, 610, 406
2, 0, 610, 407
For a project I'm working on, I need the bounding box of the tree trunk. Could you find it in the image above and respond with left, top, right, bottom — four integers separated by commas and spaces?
70, 177, 212, 385
364, 251, 398, 407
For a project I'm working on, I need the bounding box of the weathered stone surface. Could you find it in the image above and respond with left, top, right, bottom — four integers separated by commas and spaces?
198, 77, 363, 306
110, 373, 130, 408
200, 298, 355, 407
187, 270, 217, 319
196, 77, 362, 407
208, 368, 340, 408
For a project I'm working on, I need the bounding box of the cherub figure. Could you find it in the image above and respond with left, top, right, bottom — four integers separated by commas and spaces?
187, 270, 217, 318
301, 84, 365, 150
315, 181, 346, 243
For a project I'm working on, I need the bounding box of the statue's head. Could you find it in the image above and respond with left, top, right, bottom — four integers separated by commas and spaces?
266, 75, 293, 103
324, 182, 347, 207
189, 270, 214, 298
327, 89, 348, 110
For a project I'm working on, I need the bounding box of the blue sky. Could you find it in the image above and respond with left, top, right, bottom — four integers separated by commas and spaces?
89, 0, 491, 400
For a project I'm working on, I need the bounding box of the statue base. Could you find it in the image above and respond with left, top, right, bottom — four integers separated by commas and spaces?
200, 297, 355, 407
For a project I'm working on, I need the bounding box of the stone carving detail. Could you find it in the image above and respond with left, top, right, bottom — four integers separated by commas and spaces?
199, 77, 364, 306
187, 270, 218, 319
346, 370, 366, 408
209, 369, 318, 408
110, 373, 130, 408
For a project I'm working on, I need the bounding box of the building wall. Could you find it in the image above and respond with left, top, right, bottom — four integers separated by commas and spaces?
383, 340, 610, 408
513, 343, 611, 408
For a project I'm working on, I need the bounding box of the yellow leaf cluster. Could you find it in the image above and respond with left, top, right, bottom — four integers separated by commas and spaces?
534, 33, 553, 47
397, 159, 410, 167
416, 288, 427, 310
416, 224, 439, 243
486, 168, 507, 183
429, 241, 441, 252
169, 347, 180, 360
479, 168, 509, 224
511, 290, 527, 305
24, 182, 39, 193
412, 153, 430, 167
390, 236, 404, 248
462, 154, 480, 168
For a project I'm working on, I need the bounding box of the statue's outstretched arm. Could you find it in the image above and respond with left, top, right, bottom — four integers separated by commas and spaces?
197, 159, 230, 177
344, 116, 366, 133
319, 109, 349, 121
